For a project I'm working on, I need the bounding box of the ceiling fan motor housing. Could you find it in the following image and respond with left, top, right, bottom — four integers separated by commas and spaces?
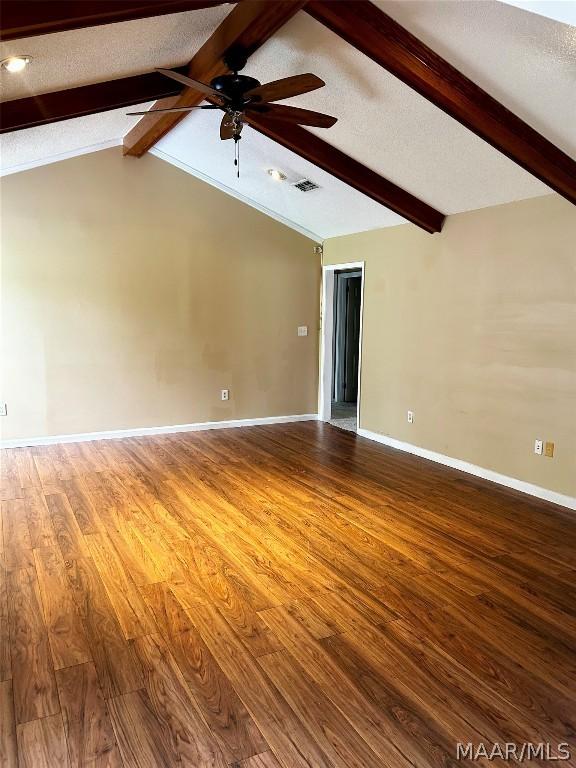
210, 74, 261, 110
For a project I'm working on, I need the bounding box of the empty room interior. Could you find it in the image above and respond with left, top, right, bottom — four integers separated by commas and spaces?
1, 1, 576, 766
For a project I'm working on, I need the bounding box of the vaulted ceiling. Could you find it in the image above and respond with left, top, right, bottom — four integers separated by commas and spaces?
1, 0, 575, 239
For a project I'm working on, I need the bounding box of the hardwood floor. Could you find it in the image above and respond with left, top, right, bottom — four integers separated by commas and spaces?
1, 421, 575, 767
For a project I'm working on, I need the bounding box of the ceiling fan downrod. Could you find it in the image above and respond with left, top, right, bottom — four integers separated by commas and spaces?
223, 45, 249, 76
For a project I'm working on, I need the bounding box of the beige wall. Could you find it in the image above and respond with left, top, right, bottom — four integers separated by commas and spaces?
324, 194, 576, 498
0, 148, 319, 440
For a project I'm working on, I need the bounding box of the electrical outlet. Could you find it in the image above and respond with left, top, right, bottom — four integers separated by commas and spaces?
407, 410, 414, 424
298, 326, 308, 337
221, 389, 229, 401
534, 439, 543, 455
0, 402, 7, 417
544, 441, 555, 458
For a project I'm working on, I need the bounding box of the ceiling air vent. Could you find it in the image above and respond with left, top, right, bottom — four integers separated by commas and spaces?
292, 178, 320, 192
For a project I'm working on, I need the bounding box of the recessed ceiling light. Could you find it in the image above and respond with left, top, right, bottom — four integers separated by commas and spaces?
1, 56, 32, 73
267, 168, 287, 182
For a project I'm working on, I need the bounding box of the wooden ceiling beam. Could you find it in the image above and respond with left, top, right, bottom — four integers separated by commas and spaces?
306, 0, 576, 206
0, 70, 188, 133
246, 115, 445, 233
0, 1, 234, 41
123, 0, 307, 157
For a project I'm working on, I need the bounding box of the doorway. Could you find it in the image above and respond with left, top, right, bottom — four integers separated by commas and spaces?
319, 262, 364, 432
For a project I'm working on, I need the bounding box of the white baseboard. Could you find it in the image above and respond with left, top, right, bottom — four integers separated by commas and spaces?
0, 413, 318, 449
5, 415, 572, 511
357, 427, 576, 511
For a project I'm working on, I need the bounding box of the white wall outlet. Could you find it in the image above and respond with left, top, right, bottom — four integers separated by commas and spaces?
534, 439, 543, 455
298, 326, 308, 337
0, 402, 7, 417
221, 389, 229, 401
407, 410, 414, 424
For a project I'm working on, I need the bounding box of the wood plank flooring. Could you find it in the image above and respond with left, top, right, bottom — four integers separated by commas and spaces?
1, 421, 575, 767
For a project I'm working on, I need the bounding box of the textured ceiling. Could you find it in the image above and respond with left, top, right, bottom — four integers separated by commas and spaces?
378, 0, 576, 158
153, 110, 407, 239
232, 7, 551, 215
0, 105, 151, 173
500, 1, 576, 27
0, 5, 230, 100
1, 0, 573, 238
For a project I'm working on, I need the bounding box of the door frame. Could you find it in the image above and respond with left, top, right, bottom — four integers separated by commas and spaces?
319, 261, 365, 424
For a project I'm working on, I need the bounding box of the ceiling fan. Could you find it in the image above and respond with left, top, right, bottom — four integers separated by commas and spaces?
127, 47, 337, 176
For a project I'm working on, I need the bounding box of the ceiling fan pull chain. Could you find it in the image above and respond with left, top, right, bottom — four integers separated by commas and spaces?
234, 135, 241, 178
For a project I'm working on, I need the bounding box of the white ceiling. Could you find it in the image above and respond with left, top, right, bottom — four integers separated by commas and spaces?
378, 0, 576, 157
0, 106, 151, 174
0, 5, 230, 100
500, 1, 576, 27
152, 111, 407, 239
1, 0, 574, 239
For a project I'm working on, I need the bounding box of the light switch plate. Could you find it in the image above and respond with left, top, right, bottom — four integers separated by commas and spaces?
0, 402, 7, 417
298, 326, 308, 337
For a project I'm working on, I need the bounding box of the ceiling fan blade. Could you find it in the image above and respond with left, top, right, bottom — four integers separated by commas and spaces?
156, 68, 228, 100
127, 105, 220, 115
220, 113, 236, 140
244, 73, 325, 103
246, 103, 337, 128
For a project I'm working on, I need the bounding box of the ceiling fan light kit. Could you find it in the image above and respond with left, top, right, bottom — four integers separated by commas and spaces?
127, 46, 337, 178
